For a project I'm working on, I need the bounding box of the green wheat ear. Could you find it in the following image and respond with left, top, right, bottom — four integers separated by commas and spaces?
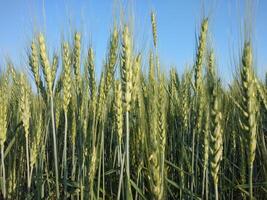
114, 80, 123, 145
240, 42, 257, 166
121, 25, 132, 112
210, 85, 223, 184
104, 27, 119, 95
151, 11, 157, 48
195, 18, 208, 93
29, 40, 40, 88
256, 78, 267, 111
239, 42, 258, 199
0, 84, 8, 146
87, 47, 97, 111
19, 73, 31, 138
206, 50, 223, 200
62, 42, 72, 113
38, 33, 53, 96
73, 32, 82, 92
210, 83, 223, 200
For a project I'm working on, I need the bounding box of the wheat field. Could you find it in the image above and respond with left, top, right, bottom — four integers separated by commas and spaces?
0, 7, 266, 200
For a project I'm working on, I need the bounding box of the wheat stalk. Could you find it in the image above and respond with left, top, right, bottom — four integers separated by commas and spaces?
121, 24, 133, 198
61, 42, 72, 197
19, 73, 31, 194
38, 33, 60, 198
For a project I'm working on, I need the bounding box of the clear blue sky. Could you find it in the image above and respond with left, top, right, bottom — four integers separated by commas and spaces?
0, 0, 266, 83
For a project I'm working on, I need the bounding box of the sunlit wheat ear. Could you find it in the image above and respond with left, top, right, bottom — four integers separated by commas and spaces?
51, 53, 58, 85
97, 72, 106, 119
62, 42, 72, 113
210, 83, 223, 199
195, 18, 208, 92
239, 42, 258, 199
73, 32, 81, 91
240, 42, 257, 165
207, 51, 215, 80
38, 33, 52, 96
29, 40, 40, 88
181, 71, 190, 130
121, 25, 132, 112
196, 81, 204, 131
104, 27, 119, 94
148, 80, 164, 200
151, 11, 157, 48
149, 51, 155, 84
7, 63, 20, 102
71, 100, 77, 145
0, 84, 8, 146
0, 74, 8, 199
54, 97, 61, 130
255, 78, 267, 111
157, 76, 166, 153
148, 111, 160, 199
114, 80, 123, 145
30, 114, 42, 168
168, 68, 178, 119
7, 62, 18, 84
87, 47, 97, 104
19, 73, 32, 193
132, 54, 141, 102
19, 74, 31, 138
207, 50, 216, 104
158, 76, 167, 197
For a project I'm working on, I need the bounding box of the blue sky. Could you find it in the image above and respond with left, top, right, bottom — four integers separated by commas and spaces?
0, 0, 266, 83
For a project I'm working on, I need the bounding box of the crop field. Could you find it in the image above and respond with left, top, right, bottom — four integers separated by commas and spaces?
0, 2, 267, 200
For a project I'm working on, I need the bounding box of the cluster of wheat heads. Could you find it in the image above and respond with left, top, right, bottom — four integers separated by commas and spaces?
0, 13, 266, 200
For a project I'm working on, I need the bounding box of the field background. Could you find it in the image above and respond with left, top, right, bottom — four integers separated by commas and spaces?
0, 0, 266, 200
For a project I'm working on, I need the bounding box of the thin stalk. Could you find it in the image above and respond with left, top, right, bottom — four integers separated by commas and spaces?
126, 111, 130, 177
117, 152, 125, 200
249, 165, 253, 200
125, 111, 132, 199
215, 183, 218, 200
97, 120, 104, 200
195, 132, 200, 191
102, 127, 105, 200
180, 130, 185, 199
190, 128, 196, 197
89, 111, 96, 200
37, 160, 42, 200
97, 144, 102, 200
26, 136, 30, 194
201, 168, 206, 199
1, 145, 6, 198
62, 111, 68, 198
78, 110, 84, 200
50, 96, 59, 198
29, 167, 34, 189
71, 138, 76, 181
205, 169, 209, 200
